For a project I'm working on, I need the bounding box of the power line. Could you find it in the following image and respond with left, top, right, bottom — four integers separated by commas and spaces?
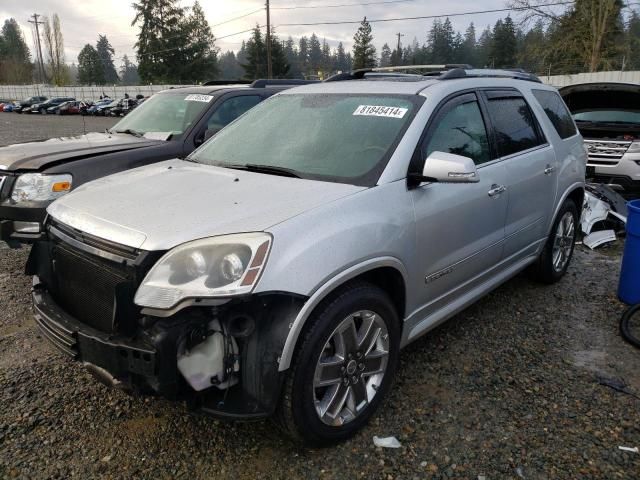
277, 1, 575, 27
272, 0, 416, 10
211, 8, 264, 28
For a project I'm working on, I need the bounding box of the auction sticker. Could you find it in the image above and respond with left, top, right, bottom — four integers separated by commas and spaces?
353, 105, 408, 119
185, 94, 214, 103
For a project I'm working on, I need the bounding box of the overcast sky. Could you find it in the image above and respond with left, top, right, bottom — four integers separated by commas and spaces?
1, 0, 571, 67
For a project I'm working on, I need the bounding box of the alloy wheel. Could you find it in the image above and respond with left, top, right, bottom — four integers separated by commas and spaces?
313, 310, 389, 426
552, 211, 575, 272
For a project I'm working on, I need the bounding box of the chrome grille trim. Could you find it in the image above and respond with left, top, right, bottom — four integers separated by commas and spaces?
584, 139, 631, 165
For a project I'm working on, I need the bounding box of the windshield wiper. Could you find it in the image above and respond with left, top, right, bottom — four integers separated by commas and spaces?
114, 128, 143, 137
223, 163, 302, 178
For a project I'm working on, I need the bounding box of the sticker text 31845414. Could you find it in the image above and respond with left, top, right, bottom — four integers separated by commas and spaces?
353, 105, 408, 119
185, 94, 214, 103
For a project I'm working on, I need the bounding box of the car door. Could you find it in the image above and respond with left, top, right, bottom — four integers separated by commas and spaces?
411, 92, 508, 317
481, 90, 558, 260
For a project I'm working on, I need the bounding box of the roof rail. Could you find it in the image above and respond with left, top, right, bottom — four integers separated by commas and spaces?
325, 64, 472, 82
439, 68, 542, 83
250, 79, 319, 88
203, 80, 252, 86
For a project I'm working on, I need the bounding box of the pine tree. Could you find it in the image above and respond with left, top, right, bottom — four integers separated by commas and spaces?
132, 0, 188, 82
298, 36, 309, 75
352, 17, 376, 69
476, 26, 493, 67
242, 26, 289, 79
336, 42, 348, 71
321, 39, 332, 76
380, 43, 392, 67
182, 1, 218, 82
308, 34, 322, 74
460, 23, 477, 66
219, 51, 243, 79
78, 44, 105, 85
0, 18, 32, 83
284, 36, 300, 77
626, 11, 640, 69
119, 55, 141, 85
96, 35, 119, 83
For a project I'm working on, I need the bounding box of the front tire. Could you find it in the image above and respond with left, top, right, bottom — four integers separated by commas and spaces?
530, 199, 578, 284
275, 282, 400, 446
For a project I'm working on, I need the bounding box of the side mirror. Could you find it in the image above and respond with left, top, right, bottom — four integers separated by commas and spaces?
415, 151, 480, 184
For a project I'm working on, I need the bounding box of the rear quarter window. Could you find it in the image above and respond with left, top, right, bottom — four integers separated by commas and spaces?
532, 89, 577, 139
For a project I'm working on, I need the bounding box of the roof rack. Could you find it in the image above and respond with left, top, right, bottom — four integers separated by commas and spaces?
325, 65, 542, 84
202, 80, 253, 86
250, 79, 319, 88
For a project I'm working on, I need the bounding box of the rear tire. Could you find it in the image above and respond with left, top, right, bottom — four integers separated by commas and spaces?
530, 199, 578, 284
275, 282, 400, 446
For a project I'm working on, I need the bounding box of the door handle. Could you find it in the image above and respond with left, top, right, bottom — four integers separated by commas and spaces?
544, 164, 556, 175
488, 184, 507, 198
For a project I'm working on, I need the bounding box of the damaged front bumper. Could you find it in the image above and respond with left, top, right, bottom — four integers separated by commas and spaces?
31, 273, 303, 420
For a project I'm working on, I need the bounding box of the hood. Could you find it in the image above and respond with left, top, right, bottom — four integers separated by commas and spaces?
0, 132, 163, 171
47, 159, 365, 251
559, 82, 640, 113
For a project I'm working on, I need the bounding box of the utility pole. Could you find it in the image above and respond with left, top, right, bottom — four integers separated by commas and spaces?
28, 13, 46, 84
266, 0, 273, 79
396, 32, 404, 53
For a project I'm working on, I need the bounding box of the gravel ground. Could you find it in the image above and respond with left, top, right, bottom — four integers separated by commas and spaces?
1, 118, 639, 479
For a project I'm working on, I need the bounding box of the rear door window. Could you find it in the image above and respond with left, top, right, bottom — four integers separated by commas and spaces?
485, 92, 545, 157
207, 95, 262, 131
532, 90, 577, 139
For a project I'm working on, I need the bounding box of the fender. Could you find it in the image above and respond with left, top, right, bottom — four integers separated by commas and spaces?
277, 256, 409, 371
546, 181, 585, 236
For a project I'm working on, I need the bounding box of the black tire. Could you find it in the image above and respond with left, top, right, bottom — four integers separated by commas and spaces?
275, 282, 400, 446
40, 108, 46, 114
530, 199, 579, 284
620, 304, 640, 349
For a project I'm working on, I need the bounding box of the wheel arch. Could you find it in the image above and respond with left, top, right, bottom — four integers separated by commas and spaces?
547, 182, 584, 236
277, 257, 408, 372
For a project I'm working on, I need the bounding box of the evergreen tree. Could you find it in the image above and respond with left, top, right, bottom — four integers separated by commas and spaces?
321, 39, 332, 76
298, 36, 309, 75
352, 17, 377, 69
490, 17, 517, 68
96, 35, 119, 83
183, 1, 219, 82
132, 0, 188, 82
119, 55, 141, 85
428, 18, 455, 64
460, 23, 477, 66
0, 18, 32, 84
284, 36, 300, 77
308, 34, 323, 74
380, 43, 392, 67
242, 26, 289, 79
626, 11, 640, 69
219, 51, 243, 79
336, 42, 348, 71
518, 19, 547, 72
476, 26, 493, 67
77, 44, 105, 84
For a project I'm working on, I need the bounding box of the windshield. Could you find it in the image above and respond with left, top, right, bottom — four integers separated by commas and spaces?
111, 92, 214, 138
189, 94, 420, 185
573, 110, 640, 124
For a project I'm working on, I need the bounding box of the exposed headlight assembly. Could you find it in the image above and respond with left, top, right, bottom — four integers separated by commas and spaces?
626, 141, 640, 154
135, 233, 272, 309
11, 173, 72, 203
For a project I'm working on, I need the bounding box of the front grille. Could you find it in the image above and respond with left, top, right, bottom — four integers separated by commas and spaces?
47, 221, 143, 334
584, 139, 631, 166
34, 307, 77, 358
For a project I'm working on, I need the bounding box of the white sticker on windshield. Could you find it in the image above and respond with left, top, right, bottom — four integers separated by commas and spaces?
185, 94, 214, 103
143, 132, 173, 141
353, 105, 408, 119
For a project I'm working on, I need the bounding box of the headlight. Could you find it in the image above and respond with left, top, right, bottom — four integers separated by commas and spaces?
134, 233, 272, 309
11, 173, 72, 203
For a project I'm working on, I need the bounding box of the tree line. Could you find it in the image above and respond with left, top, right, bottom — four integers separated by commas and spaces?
0, 0, 639, 86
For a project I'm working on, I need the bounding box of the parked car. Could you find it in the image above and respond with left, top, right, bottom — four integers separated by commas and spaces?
560, 82, 640, 192
26, 68, 586, 444
27, 97, 75, 114
2, 103, 15, 112
56, 101, 82, 115
0, 80, 313, 246
84, 99, 112, 115
13, 96, 48, 113
0, 99, 15, 111
94, 98, 120, 116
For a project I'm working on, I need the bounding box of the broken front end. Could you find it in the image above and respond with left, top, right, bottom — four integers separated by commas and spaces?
28, 219, 302, 419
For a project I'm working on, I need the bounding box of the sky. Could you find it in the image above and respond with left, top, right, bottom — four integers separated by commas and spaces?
0, 0, 571, 67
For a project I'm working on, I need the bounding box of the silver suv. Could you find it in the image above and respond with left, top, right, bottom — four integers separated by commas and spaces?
29, 67, 586, 445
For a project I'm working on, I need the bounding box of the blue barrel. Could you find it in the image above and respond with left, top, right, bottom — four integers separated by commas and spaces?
619, 200, 640, 304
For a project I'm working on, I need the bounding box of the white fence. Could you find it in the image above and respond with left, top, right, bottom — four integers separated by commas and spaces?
0, 70, 638, 100
0, 84, 197, 101
541, 70, 640, 87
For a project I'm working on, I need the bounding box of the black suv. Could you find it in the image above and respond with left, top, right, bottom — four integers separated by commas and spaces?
0, 80, 313, 246
13, 96, 48, 113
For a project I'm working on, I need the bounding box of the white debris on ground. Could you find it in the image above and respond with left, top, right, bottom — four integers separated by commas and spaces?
580, 185, 628, 249
373, 436, 402, 448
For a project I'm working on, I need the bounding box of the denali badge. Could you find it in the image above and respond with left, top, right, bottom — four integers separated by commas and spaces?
425, 267, 453, 284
